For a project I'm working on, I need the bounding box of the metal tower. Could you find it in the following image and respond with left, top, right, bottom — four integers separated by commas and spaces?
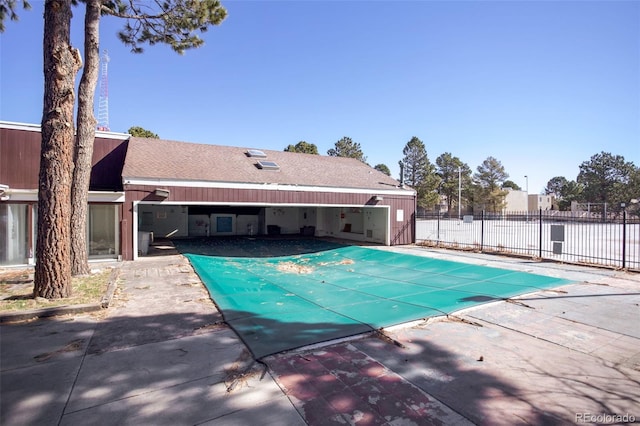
96, 50, 110, 131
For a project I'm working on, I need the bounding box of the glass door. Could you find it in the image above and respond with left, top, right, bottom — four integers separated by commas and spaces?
88, 204, 118, 258
0, 204, 29, 265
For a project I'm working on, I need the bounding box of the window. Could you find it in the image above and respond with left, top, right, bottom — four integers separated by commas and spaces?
257, 160, 280, 171
0, 202, 118, 265
246, 149, 267, 158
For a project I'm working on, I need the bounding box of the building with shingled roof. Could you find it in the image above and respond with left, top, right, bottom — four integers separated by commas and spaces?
0, 121, 416, 265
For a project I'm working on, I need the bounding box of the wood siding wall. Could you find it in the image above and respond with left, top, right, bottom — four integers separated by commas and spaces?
0, 129, 41, 188
0, 128, 127, 190
120, 184, 416, 260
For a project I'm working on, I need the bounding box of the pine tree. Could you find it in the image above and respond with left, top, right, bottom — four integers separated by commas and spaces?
34, 0, 82, 297
327, 137, 367, 163
400, 137, 439, 209
284, 141, 318, 154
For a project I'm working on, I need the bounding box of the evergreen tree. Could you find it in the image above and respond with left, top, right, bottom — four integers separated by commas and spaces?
474, 156, 509, 213
327, 136, 367, 163
502, 180, 521, 190
284, 140, 318, 154
400, 137, 428, 188
71, 0, 101, 275
128, 126, 160, 138
435, 152, 472, 217
559, 180, 584, 210
0, 0, 30, 32
374, 164, 391, 176
69, 0, 226, 277
34, 0, 82, 297
544, 176, 569, 197
577, 152, 636, 213
400, 137, 439, 209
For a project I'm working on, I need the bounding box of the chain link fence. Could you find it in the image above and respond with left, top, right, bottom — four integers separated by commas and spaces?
416, 209, 640, 272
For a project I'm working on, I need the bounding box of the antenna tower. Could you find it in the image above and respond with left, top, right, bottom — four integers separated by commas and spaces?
96, 50, 110, 131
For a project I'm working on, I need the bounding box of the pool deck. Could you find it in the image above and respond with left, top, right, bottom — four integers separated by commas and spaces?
1, 245, 639, 425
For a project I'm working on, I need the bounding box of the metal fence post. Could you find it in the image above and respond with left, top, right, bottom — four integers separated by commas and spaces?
481, 210, 485, 251
437, 204, 440, 242
622, 208, 627, 269
539, 208, 543, 259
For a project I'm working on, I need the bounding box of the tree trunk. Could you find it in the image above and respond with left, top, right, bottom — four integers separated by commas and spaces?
71, 0, 101, 276
34, 0, 82, 299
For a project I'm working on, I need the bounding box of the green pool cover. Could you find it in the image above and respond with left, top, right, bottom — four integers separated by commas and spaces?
182, 241, 570, 359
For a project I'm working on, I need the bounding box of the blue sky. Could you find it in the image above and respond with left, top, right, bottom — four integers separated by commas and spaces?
1, 0, 638, 194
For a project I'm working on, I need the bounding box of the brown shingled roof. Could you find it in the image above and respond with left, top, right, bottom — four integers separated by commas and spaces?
122, 137, 409, 191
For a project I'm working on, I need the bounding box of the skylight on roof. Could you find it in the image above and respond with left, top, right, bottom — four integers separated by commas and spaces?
247, 149, 267, 158
257, 160, 280, 171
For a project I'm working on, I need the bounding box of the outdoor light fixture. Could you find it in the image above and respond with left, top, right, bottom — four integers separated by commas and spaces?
154, 188, 170, 198
373, 195, 383, 202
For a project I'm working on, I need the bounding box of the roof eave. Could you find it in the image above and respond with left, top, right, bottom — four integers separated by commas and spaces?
122, 177, 416, 196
